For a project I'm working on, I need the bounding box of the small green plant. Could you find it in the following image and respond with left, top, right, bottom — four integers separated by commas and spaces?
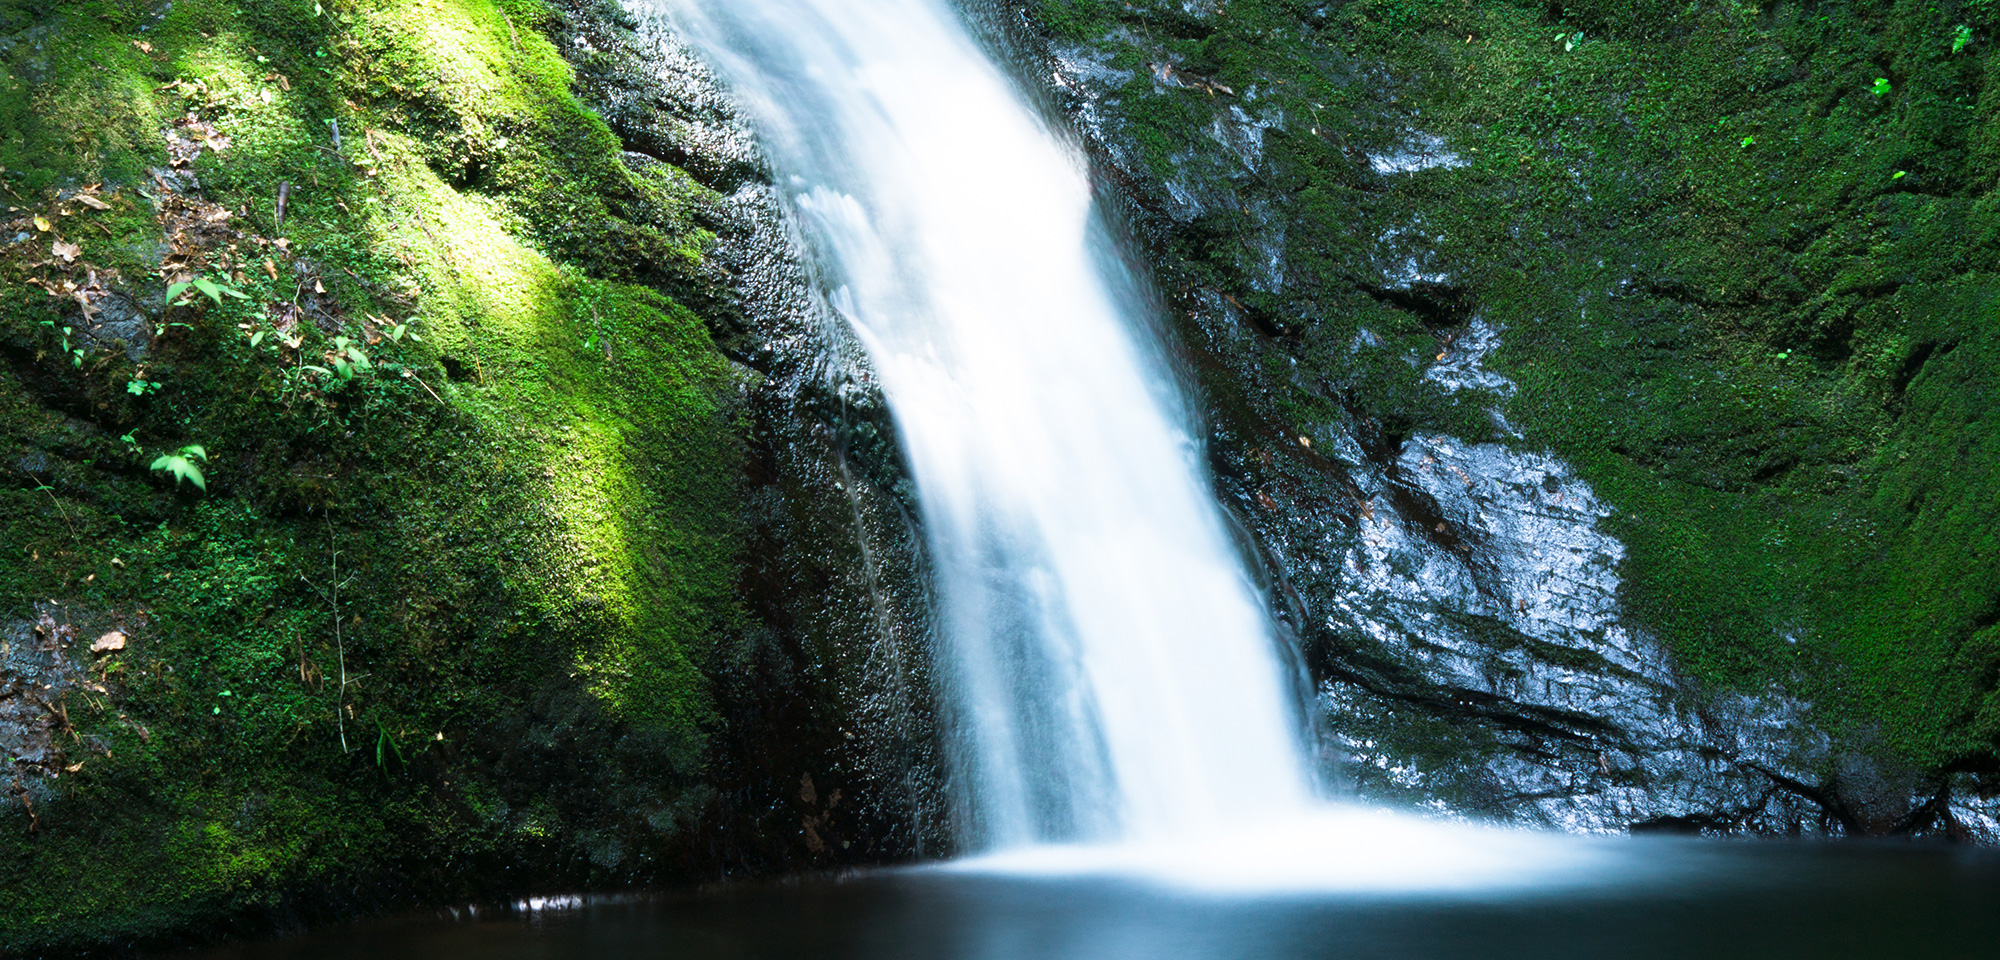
298, 336, 374, 385
1954, 25, 1974, 54
375, 720, 405, 773
166, 275, 250, 308
1892, 170, 1908, 180
126, 378, 162, 396
118, 431, 141, 454
329, 335, 373, 380
1740, 135, 1756, 149
38, 320, 84, 367
150, 444, 209, 491
1872, 77, 1893, 96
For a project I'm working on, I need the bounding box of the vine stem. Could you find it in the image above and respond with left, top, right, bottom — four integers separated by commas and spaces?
301, 513, 357, 754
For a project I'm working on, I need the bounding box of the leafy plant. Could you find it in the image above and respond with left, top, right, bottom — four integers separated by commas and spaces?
1954, 25, 1974, 54
328, 335, 373, 381
126, 378, 162, 396
38, 320, 85, 367
1740, 135, 1756, 149
1872, 77, 1893, 96
375, 720, 405, 773
166, 275, 250, 308
150, 444, 209, 491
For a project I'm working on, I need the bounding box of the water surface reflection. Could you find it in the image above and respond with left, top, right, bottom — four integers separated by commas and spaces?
178, 838, 2000, 960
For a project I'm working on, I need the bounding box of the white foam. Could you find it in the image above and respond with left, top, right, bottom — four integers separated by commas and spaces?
935, 807, 1644, 897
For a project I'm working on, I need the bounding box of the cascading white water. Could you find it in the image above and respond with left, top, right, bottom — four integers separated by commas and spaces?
658, 0, 1314, 850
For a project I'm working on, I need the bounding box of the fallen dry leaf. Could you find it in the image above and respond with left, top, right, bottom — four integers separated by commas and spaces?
133, 40, 153, 53
263, 258, 278, 280
75, 194, 112, 211
52, 240, 79, 263
32, 215, 51, 232
92, 630, 127, 653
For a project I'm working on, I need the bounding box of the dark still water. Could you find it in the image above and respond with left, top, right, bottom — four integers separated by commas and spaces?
176, 838, 2000, 960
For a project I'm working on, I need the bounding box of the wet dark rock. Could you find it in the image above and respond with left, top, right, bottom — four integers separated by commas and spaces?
1, 603, 136, 797
77, 291, 151, 361
546, 0, 950, 865
548, 0, 764, 194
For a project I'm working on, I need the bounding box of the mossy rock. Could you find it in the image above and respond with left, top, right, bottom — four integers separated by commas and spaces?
0, 0, 777, 952
1022, 0, 2000, 825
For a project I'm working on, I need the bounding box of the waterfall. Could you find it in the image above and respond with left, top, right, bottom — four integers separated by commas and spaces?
660, 0, 1315, 850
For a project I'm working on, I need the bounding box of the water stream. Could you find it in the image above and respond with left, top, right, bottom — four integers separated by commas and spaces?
655, 0, 1314, 850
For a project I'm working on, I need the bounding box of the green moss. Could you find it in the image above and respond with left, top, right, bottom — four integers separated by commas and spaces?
0, 0, 745, 952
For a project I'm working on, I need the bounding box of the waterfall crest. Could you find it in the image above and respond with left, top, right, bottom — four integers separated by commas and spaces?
660, 0, 1314, 850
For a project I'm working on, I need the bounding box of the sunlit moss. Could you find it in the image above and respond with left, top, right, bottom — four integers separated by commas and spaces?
0, 0, 745, 952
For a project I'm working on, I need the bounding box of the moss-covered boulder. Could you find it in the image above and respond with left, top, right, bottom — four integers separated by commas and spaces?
0, 0, 939, 953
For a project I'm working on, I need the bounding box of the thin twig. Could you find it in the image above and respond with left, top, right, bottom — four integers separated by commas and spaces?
405, 371, 444, 403
332, 516, 348, 754
302, 513, 354, 754
28, 476, 78, 543
11, 778, 39, 833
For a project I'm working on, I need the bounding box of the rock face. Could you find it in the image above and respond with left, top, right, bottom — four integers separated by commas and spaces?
1299, 330, 1834, 833
546, 0, 949, 863
1000, 0, 2000, 838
